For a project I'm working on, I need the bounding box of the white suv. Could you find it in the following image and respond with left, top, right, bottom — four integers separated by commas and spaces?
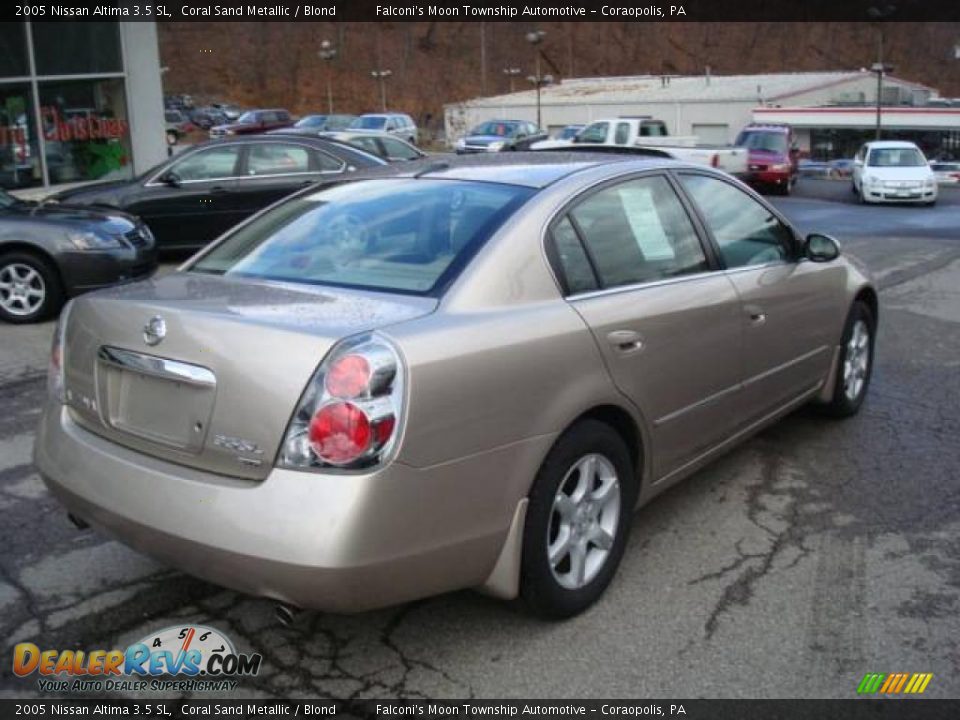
852, 140, 937, 206
350, 113, 418, 145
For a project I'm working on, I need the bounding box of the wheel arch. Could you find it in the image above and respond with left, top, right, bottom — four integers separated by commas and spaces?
0, 241, 64, 287
571, 404, 645, 487
479, 401, 647, 602
854, 285, 879, 328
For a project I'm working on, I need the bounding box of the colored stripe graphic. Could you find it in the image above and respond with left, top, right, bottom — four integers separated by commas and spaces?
858, 672, 933, 694
857, 673, 885, 694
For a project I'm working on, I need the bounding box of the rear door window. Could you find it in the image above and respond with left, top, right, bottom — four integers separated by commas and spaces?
381, 137, 421, 161
246, 143, 311, 176
559, 175, 708, 291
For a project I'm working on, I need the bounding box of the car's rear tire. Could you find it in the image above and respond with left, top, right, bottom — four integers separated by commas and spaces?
0, 251, 64, 324
820, 301, 875, 417
520, 419, 637, 619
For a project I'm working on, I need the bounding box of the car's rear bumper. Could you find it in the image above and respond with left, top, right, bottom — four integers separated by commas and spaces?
34, 402, 553, 612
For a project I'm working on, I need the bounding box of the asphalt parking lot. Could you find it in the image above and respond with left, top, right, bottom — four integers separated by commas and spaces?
1, 178, 958, 700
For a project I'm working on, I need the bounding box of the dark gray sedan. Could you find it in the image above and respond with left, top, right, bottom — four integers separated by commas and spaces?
0, 190, 156, 323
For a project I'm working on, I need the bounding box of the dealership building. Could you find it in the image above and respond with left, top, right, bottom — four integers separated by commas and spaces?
0, 21, 166, 193
445, 71, 960, 159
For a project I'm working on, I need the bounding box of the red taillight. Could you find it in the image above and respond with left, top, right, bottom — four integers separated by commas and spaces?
711, 154, 719, 168
309, 402, 371, 465
281, 333, 404, 470
325, 354, 371, 398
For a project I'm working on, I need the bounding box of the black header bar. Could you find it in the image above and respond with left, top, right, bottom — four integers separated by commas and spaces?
4, 0, 960, 22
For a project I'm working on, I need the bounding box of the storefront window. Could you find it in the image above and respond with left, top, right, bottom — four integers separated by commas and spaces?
31, 22, 121, 76
0, 83, 42, 189
39, 78, 132, 184
0, 22, 29, 77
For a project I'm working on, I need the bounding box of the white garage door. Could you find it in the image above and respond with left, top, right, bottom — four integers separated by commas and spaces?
692, 124, 730, 145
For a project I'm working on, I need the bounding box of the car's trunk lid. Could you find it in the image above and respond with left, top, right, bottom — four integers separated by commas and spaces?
63, 272, 436, 480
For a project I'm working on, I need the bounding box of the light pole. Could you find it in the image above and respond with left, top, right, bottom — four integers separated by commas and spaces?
371, 69, 392, 112
502, 67, 521, 93
318, 40, 337, 114
871, 62, 894, 140
525, 30, 547, 127
527, 73, 554, 128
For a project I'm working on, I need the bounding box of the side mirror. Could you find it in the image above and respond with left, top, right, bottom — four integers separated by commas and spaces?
159, 170, 181, 188
803, 233, 841, 263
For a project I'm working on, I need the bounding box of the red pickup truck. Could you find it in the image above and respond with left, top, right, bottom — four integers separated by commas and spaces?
736, 124, 799, 195
209, 109, 293, 138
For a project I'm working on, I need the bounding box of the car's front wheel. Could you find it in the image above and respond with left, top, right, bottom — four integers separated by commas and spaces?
820, 301, 875, 417
0, 251, 63, 324
520, 419, 637, 619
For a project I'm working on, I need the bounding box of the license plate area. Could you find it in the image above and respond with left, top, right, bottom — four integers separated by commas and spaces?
96, 347, 216, 453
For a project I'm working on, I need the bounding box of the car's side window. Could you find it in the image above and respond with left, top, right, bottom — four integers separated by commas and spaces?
169, 146, 242, 181
551, 216, 599, 294
311, 148, 345, 172
381, 137, 420, 161
563, 175, 708, 291
349, 136, 382, 157
680, 174, 794, 269
614, 122, 631, 145
578, 122, 608, 144
246, 143, 311, 176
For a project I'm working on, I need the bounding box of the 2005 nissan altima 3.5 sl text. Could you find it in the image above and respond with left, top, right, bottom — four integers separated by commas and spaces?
34, 154, 878, 619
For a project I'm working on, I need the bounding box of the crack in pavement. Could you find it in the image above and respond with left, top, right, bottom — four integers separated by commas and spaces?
696, 440, 815, 640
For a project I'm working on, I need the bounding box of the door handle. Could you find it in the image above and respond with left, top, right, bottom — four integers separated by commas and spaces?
209, 186, 228, 194
606, 330, 644, 353
744, 304, 767, 325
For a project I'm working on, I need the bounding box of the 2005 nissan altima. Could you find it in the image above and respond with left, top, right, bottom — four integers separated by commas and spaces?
34, 155, 877, 618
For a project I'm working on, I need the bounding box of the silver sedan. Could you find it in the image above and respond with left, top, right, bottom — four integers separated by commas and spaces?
34, 155, 877, 618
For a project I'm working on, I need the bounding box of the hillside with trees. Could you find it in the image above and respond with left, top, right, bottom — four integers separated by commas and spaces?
158, 22, 960, 129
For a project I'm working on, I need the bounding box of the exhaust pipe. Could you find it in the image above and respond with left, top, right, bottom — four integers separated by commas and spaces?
275, 603, 300, 627
68, 513, 89, 530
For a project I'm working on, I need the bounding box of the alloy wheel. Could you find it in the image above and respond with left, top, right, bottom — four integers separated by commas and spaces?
843, 319, 870, 402
547, 453, 621, 590
0, 262, 46, 317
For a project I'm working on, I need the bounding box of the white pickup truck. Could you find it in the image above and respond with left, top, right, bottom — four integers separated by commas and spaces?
533, 117, 748, 176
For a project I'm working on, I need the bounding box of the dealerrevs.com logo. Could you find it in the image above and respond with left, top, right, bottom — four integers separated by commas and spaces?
12, 625, 263, 693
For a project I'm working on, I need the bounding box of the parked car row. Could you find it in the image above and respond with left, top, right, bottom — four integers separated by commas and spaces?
5, 119, 946, 327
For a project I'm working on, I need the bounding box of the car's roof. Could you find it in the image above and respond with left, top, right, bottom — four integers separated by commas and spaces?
347, 151, 683, 189
865, 140, 921, 148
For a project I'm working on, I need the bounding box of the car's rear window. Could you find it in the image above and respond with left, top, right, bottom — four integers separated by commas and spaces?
190, 179, 534, 296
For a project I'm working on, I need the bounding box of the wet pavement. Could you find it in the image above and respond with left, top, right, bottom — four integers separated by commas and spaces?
1, 179, 958, 700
